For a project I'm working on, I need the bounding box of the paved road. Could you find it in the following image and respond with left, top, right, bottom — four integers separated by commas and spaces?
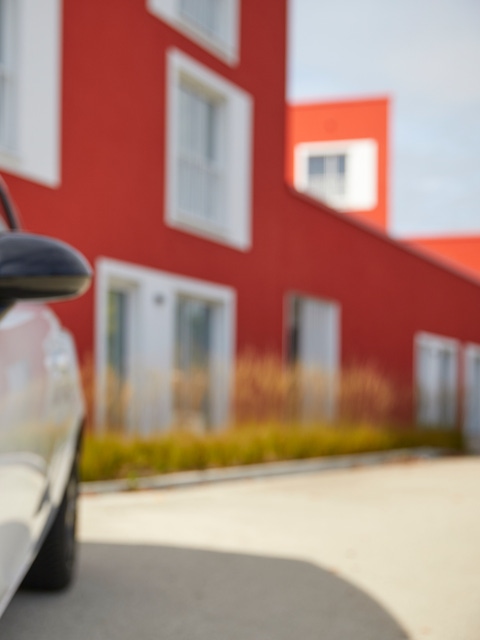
2, 457, 480, 639
1, 543, 406, 639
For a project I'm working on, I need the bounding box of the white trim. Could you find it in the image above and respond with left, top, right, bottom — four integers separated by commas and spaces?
0, 0, 62, 187
95, 257, 236, 433
165, 48, 253, 251
294, 139, 378, 212
415, 331, 459, 351
147, 0, 240, 66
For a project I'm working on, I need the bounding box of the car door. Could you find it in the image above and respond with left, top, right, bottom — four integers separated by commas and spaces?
0, 178, 90, 616
0, 301, 56, 602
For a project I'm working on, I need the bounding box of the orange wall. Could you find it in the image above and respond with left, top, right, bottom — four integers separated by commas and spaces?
407, 236, 480, 281
286, 98, 389, 231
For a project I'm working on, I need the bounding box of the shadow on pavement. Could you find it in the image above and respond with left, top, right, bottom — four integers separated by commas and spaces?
1, 542, 408, 639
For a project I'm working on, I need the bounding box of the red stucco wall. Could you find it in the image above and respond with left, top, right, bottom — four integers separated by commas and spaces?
2, 0, 480, 423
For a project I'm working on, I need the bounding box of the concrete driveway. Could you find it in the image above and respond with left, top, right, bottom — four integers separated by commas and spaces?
2, 457, 480, 639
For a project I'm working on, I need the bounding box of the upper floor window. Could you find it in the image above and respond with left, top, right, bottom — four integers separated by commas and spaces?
294, 139, 378, 212
177, 79, 224, 226
307, 153, 347, 202
0, 0, 62, 187
166, 49, 253, 251
0, 0, 16, 151
147, 0, 240, 65
179, 0, 226, 43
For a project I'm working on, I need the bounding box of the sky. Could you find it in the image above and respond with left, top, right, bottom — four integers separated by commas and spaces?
287, 0, 480, 238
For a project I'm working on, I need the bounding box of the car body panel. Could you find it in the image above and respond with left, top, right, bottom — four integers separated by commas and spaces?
0, 302, 84, 614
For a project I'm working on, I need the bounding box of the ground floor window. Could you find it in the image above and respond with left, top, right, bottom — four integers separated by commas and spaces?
415, 332, 458, 428
174, 296, 218, 430
106, 287, 136, 428
464, 344, 480, 448
96, 259, 234, 434
286, 293, 340, 420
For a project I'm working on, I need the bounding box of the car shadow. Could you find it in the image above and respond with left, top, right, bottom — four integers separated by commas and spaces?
1, 542, 409, 639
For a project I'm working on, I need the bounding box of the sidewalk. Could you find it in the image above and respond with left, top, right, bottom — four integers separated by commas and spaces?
80, 446, 449, 494
79, 457, 480, 640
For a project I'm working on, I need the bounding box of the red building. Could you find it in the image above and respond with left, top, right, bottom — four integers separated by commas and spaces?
287, 98, 480, 279
1, 0, 480, 442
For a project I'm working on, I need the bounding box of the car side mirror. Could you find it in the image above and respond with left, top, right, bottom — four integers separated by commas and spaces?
0, 232, 92, 302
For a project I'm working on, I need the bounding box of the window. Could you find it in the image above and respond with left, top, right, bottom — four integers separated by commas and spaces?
103, 282, 139, 430
307, 153, 347, 201
177, 80, 224, 225
0, 0, 15, 151
294, 139, 378, 212
166, 49, 253, 250
464, 344, 480, 450
180, 0, 227, 43
174, 296, 216, 429
287, 294, 340, 420
415, 333, 458, 428
106, 288, 134, 428
96, 258, 235, 433
0, 0, 62, 186
147, 0, 239, 65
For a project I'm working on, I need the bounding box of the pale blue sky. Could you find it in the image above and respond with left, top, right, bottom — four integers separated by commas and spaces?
287, 0, 480, 238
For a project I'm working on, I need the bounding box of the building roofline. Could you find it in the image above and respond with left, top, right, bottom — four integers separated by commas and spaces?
405, 233, 480, 243
286, 95, 390, 110
287, 186, 480, 290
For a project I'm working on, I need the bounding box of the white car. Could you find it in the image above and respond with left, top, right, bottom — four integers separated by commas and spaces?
0, 178, 91, 617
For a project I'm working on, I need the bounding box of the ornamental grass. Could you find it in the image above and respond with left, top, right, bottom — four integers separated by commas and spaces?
79, 352, 460, 482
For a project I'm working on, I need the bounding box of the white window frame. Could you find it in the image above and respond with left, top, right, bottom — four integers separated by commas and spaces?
294, 139, 378, 212
166, 49, 253, 251
0, 0, 62, 187
147, 0, 240, 66
414, 332, 459, 428
96, 257, 235, 434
